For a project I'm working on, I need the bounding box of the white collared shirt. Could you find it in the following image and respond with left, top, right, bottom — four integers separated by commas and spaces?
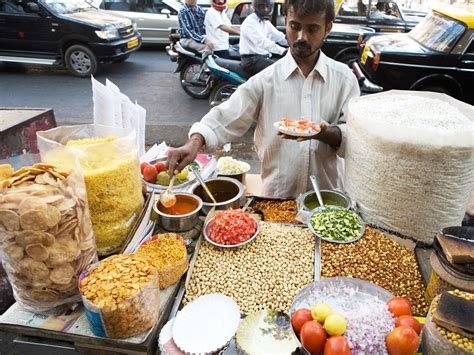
205, 7, 232, 51
239, 13, 287, 56
189, 51, 360, 198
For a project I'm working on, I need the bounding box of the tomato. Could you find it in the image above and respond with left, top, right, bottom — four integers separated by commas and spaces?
395, 315, 422, 335
324, 336, 351, 355
386, 326, 419, 355
142, 165, 158, 183
300, 320, 328, 355
387, 297, 412, 317
140, 162, 151, 173
291, 308, 313, 335
154, 161, 167, 173
208, 210, 257, 245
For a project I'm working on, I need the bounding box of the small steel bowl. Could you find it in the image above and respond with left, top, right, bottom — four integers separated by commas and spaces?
217, 161, 251, 183
307, 205, 365, 244
299, 189, 351, 212
154, 192, 202, 232
203, 214, 260, 248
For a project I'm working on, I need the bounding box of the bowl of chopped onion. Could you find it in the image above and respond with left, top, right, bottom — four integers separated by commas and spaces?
217, 156, 251, 183
203, 209, 259, 248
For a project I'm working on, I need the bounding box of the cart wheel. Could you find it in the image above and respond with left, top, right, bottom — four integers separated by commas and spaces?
65, 44, 98, 77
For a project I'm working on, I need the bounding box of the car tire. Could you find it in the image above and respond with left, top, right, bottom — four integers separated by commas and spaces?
209, 81, 237, 107
114, 54, 131, 63
180, 62, 210, 99
65, 44, 98, 77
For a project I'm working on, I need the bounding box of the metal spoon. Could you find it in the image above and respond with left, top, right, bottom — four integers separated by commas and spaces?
310, 175, 324, 207
159, 175, 176, 208
190, 165, 217, 204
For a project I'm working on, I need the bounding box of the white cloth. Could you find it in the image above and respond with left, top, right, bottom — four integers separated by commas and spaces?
189, 51, 360, 198
205, 7, 232, 51
239, 13, 287, 56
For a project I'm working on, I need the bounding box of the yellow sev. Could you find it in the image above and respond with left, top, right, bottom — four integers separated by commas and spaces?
136, 234, 187, 269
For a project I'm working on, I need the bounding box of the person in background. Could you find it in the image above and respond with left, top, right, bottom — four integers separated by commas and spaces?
178, 0, 213, 53
205, 0, 240, 59
167, 0, 359, 198
238, 0, 288, 76
357, 0, 367, 15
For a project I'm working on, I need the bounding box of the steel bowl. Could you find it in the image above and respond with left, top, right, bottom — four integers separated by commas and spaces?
190, 176, 245, 215
154, 192, 202, 232
203, 213, 260, 248
307, 205, 365, 244
299, 189, 351, 212
217, 161, 251, 183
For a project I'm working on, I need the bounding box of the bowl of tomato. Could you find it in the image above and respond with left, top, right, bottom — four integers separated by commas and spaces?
203, 209, 259, 248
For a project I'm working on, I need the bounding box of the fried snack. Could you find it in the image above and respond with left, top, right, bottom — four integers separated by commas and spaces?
0, 163, 97, 313
253, 199, 298, 223
136, 233, 188, 289
80, 254, 160, 338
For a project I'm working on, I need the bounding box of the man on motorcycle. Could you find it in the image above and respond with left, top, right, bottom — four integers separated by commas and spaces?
178, 0, 213, 54
205, 0, 240, 59
167, 0, 360, 198
238, 0, 288, 76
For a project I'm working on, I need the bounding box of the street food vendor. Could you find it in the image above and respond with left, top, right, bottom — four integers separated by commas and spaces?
167, 0, 359, 198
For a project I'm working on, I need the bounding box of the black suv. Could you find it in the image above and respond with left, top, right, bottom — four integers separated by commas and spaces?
0, 0, 141, 77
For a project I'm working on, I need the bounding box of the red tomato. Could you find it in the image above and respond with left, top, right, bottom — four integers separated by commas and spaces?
291, 308, 313, 335
300, 320, 328, 355
395, 315, 422, 335
154, 161, 167, 173
386, 326, 419, 355
387, 297, 412, 317
142, 165, 158, 183
324, 336, 351, 355
140, 162, 150, 173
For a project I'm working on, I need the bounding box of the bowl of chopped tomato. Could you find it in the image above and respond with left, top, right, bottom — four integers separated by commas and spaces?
203, 209, 259, 248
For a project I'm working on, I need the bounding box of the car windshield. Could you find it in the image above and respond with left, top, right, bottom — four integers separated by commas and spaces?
41, 0, 95, 14
409, 11, 466, 53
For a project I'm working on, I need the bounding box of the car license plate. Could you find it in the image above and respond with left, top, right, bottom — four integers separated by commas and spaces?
127, 39, 139, 49
360, 46, 369, 65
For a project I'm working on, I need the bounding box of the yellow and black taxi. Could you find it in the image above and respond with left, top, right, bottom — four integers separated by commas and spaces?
353, 6, 474, 104
0, 0, 141, 77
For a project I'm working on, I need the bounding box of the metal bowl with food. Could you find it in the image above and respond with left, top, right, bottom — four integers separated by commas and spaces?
216, 157, 251, 183
307, 205, 365, 243
154, 192, 203, 232
299, 190, 351, 212
190, 176, 245, 215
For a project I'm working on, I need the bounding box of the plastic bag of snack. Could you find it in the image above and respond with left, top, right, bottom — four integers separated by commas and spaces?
79, 254, 160, 338
0, 163, 97, 313
37, 124, 144, 256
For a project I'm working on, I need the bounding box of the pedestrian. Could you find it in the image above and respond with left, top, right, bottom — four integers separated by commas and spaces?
167, 0, 359, 198
178, 0, 213, 54
239, 0, 288, 76
205, 0, 240, 59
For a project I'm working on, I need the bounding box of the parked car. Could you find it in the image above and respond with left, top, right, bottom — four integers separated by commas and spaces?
225, 0, 375, 65
91, 0, 181, 44
334, 0, 425, 33
353, 6, 474, 104
0, 0, 141, 76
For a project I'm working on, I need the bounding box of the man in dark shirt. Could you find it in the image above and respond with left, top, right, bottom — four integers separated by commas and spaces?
178, 0, 213, 53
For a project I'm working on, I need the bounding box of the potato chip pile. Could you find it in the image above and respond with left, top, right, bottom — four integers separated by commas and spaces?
80, 254, 160, 338
0, 163, 97, 313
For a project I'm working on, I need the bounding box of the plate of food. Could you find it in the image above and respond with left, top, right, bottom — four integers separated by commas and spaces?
274, 118, 321, 137
140, 158, 201, 191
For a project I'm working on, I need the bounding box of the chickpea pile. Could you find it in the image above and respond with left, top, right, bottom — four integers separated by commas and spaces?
185, 222, 314, 314
431, 290, 474, 352
321, 227, 428, 315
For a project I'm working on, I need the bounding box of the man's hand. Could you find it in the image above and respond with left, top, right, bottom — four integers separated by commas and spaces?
204, 38, 214, 50
166, 135, 203, 175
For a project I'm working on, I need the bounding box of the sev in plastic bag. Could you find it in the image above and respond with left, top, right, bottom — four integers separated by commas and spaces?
0, 163, 97, 313
37, 125, 144, 256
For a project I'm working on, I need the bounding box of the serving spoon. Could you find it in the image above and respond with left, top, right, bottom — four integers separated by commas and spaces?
159, 175, 176, 208
189, 165, 217, 204
310, 175, 324, 207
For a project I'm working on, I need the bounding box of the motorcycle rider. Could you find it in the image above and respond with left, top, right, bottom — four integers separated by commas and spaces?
239, 0, 288, 76
205, 0, 241, 59
178, 0, 213, 54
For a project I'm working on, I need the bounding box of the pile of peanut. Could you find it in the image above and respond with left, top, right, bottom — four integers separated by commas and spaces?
321, 227, 428, 315
80, 254, 160, 338
185, 222, 314, 314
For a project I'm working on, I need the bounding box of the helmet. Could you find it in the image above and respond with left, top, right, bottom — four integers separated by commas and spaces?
212, 0, 227, 11
253, 0, 274, 20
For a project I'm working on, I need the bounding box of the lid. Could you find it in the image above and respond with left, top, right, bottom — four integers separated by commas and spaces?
430, 252, 474, 292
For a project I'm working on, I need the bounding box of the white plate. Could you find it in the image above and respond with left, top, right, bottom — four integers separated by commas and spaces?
273, 120, 321, 138
203, 214, 260, 248
142, 158, 201, 192
172, 294, 241, 354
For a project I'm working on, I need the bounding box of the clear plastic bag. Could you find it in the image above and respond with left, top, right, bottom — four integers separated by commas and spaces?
0, 163, 97, 313
37, 124, 144, 256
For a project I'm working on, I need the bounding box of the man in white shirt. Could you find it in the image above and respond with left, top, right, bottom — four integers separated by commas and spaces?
239, 0, 288, 75
205, 0, 240, 59
167, 0, 360, 198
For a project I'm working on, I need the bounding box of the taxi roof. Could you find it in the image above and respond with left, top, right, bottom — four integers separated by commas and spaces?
433, 5, 474, 29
